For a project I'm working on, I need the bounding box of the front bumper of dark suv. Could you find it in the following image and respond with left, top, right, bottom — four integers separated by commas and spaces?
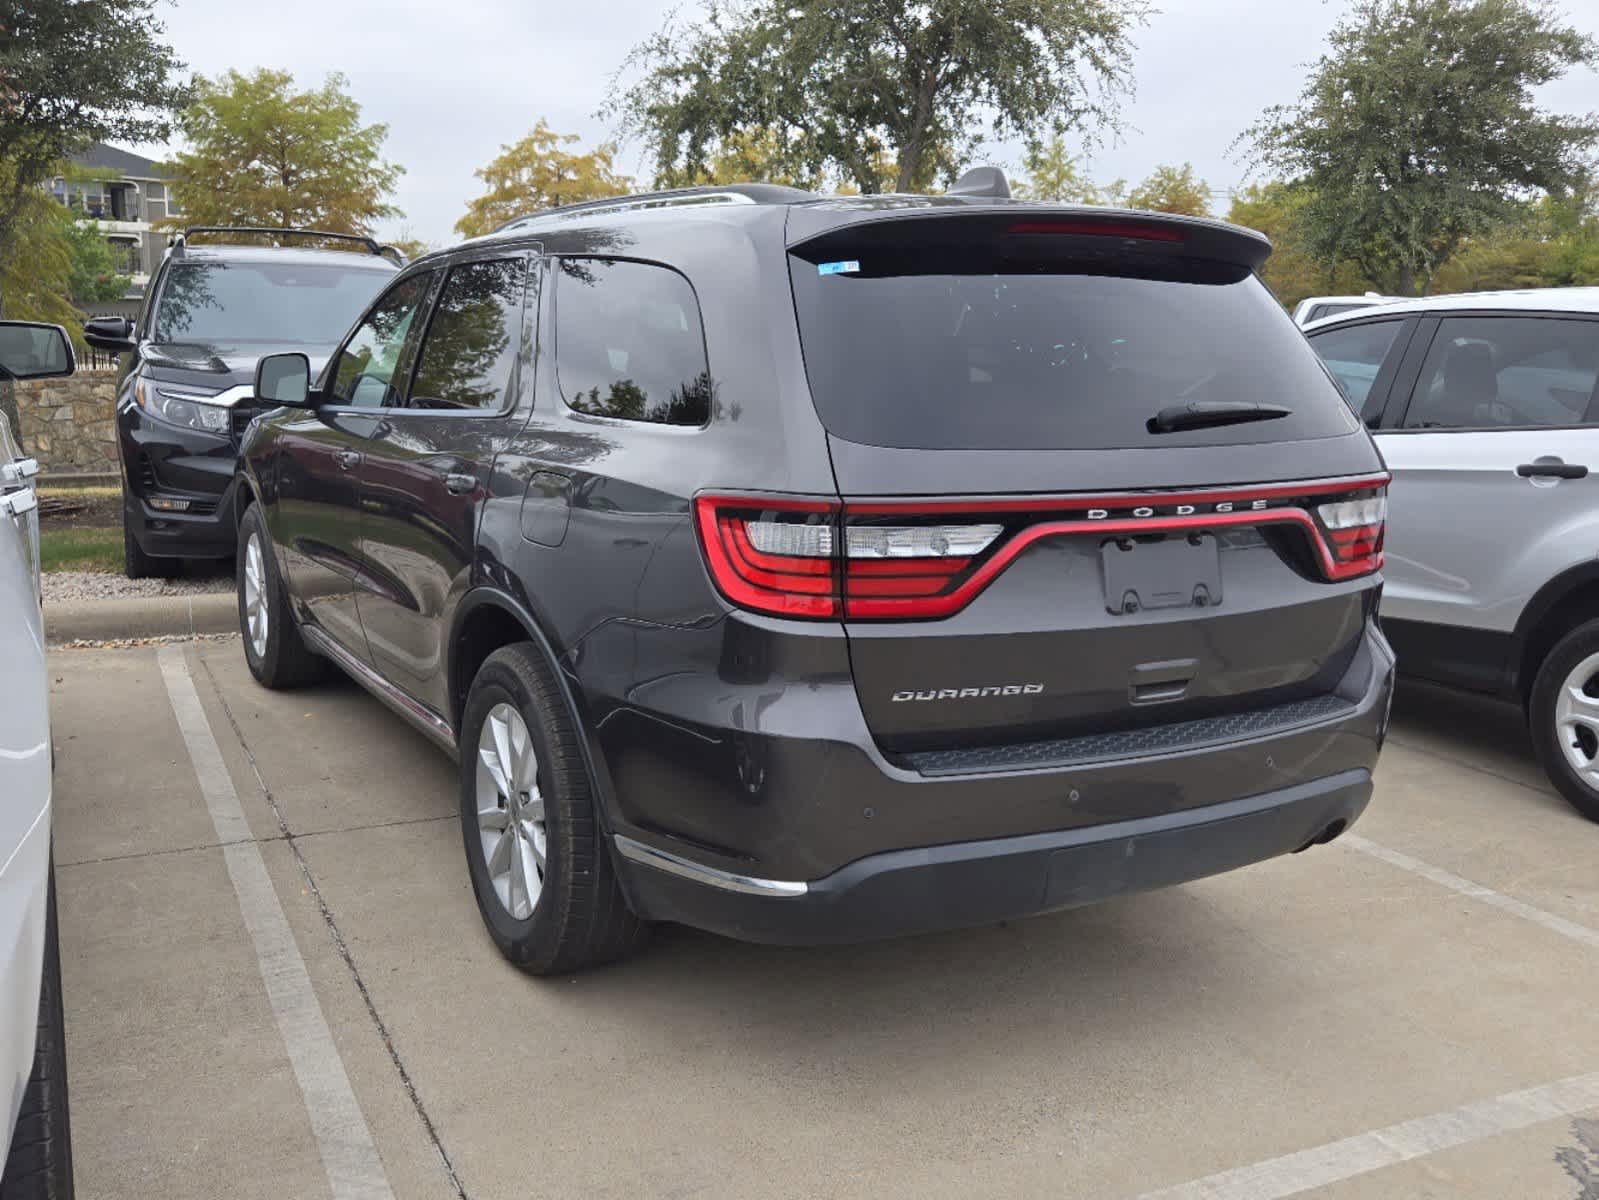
599, 621, 1394, 945
117, 400, 247, 560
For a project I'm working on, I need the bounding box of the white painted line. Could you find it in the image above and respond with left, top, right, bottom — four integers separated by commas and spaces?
1343, 832, 1599, 952
158, 645, 393, 1200
1137, 1068, 1599, 1200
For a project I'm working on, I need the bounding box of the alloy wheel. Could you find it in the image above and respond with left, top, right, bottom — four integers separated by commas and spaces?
1553, 650, 1599, 790
475, 701, 547, 920
243, 533, 269, 659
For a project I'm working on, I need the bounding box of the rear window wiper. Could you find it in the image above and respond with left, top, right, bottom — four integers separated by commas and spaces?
1147, 401, 1293, 434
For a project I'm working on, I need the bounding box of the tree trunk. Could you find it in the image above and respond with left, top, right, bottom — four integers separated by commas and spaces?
0, 284, 19, 451
1396, 263, 1416, 297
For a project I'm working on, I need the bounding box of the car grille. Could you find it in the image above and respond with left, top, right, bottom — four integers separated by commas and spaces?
900, 693, 1357, 776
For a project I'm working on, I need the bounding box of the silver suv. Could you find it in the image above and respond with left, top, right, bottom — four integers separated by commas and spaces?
1306, 289, 1599, 821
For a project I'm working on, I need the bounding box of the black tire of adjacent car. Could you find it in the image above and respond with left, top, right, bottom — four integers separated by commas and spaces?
0, 862, 74, 1200
121, 506, 176, 581
1530, 618, 1599, 825
236, 504, 323, 689
458, 643, 650, 974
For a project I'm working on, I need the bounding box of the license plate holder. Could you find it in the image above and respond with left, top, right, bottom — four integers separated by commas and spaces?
1101, 534, 1222, 616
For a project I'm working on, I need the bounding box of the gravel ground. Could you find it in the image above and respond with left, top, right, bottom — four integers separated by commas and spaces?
42, 567, 233, 605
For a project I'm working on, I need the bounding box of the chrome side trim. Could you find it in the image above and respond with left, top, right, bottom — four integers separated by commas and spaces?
613, 835, 809, 897
301, 624, 457, 755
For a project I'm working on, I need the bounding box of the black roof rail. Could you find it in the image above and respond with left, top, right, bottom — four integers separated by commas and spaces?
168, 226, 404, 263
490, 183, 818, 235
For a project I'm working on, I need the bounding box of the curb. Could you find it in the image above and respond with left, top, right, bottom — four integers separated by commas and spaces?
46, 591, 237, 643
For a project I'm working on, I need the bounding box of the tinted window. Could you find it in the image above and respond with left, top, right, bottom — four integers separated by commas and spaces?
1316, 303, 1365, 320
328, 272, 435, 408
788, 252, 1359, 450
408, 257, 528, 411
1309, 319, 1405, 422
555, 258, 711, 426
153, 260, 392, 346
1405, 317, 1599, 430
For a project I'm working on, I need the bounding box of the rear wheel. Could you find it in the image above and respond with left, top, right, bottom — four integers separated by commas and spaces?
458, 643, 649, 974
237, 505, 322, 689
0, 862, 74, 1200
121, 505, 176, 580
1529, 619, 1599, 823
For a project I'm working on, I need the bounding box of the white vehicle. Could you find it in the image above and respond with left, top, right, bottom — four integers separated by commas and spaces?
1293, 293, 1399, 327
0, 322, 74, 1199
1304, 288, 1599, 821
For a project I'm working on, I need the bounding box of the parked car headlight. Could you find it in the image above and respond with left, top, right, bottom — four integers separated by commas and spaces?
133, 380, 231, 433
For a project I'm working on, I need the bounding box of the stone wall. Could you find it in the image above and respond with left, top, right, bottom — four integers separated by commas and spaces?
14, 369, 119, 475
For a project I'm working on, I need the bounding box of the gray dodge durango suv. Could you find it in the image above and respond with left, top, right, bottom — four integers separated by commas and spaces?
234, 173, 1396, 972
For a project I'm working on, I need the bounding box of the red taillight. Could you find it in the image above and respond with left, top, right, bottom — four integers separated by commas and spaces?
1006, 220, 1185, 243
695, 479, 1387, 621
1313, 491, 1387, 579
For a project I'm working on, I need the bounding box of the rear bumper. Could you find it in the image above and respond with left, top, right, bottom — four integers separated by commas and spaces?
618, 767, 1370, 944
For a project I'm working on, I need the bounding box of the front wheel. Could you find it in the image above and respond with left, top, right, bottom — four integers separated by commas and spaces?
0, 862, 74, 1200
1529, 619, 1599, 824
458, 643, 650, 974
237, 505, 322, 689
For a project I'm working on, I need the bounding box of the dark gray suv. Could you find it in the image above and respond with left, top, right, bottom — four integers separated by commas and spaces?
234, 175, 1396, 973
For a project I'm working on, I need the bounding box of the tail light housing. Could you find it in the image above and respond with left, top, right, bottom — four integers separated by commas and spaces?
695, 476, 1387, 621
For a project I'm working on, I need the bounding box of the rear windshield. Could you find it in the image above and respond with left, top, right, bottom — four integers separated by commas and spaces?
153, 260, 393, 347
788, 246, 1359, 450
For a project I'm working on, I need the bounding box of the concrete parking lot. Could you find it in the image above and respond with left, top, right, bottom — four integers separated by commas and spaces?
46, 637, 1599, 1199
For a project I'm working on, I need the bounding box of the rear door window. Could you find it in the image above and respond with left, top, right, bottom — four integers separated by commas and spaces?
408, 256, 529, 411
1402, 317, 1599, 429
1308, 319, 1407, 423
788, 245, 1359, 450
554, 258, 711, 426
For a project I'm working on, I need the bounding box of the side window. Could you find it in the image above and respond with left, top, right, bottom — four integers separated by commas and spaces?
555, 258, 711, 426
408, 256, 529, 411
328, 271, 435, 408
1404, 316, 1599, 430
1308, 319, 1405, 424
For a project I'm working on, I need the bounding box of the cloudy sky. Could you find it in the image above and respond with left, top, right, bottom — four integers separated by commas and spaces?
129, 0, 1599, 247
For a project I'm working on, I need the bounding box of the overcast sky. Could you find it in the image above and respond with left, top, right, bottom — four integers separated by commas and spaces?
128, 0, 1599, 247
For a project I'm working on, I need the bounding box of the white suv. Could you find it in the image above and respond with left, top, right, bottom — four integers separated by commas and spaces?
1306, 289, 1599, 821
0, 322, 75, 1199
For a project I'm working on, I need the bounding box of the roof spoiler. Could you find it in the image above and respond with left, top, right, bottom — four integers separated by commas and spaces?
168, 226, 405, 264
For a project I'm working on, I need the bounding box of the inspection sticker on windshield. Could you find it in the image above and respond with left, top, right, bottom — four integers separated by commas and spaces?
818, 260, 861, 276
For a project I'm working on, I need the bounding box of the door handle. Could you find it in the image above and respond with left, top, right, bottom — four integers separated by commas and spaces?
443, 472, 477, 495
1517, 460, 1587, 480
335, 449, 362, 470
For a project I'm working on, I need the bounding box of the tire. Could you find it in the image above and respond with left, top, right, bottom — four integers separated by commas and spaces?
237, 504, 323, 689
1529, 618, 1599, 824
0, 862, 74, 1200
121, 505, 176, 581
459, 643, 650, 974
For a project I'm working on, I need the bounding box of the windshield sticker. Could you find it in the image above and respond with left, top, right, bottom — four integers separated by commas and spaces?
818, 260, 861, 276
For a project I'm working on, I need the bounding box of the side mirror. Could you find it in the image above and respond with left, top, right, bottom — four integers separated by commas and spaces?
82, 315, 136, 354
0, 321, 76, 381
255, 352, 314, 408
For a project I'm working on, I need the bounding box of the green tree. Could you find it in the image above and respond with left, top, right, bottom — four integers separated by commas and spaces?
611, 0, 1148, 195
682, 128, 825, 189
169, 69, 403, 235
1239, 0, 1599, 295
0, 0, 186, 437
64, 219, 130, 302
1013, 135, 1100, 203
1227, 182, 1375, 310
0, 191, 79, 332
456, 120, 632, 238
1127, 162, 1210, 215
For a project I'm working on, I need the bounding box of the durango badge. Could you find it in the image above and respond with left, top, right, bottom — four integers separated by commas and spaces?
892, 684, 1046, 702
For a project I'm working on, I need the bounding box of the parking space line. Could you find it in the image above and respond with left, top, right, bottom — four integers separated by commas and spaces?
1343, 833, 1599, 952
157, 645, 394, 1200
1136, 1067, 1599, 1199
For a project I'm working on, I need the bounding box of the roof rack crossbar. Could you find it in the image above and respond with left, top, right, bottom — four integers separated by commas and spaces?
168, 226, 401, 262
491, 183, 816, 235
